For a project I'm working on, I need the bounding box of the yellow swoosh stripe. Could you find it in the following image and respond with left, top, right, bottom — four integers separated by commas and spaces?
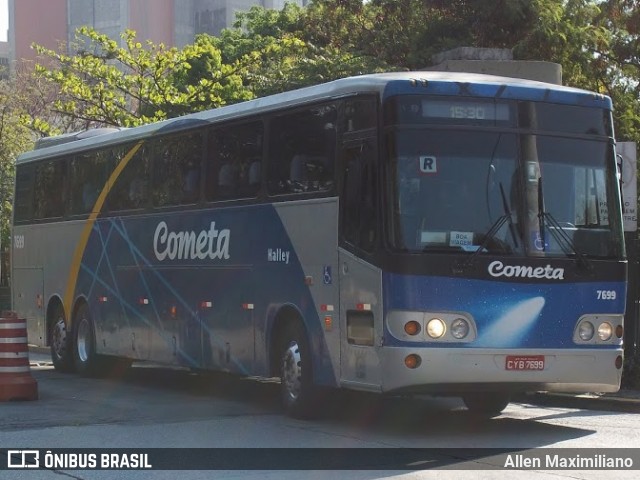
63, 140, 144, 323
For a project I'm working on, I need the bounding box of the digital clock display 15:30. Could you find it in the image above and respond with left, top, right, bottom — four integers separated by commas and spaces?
422, 99, 510, 122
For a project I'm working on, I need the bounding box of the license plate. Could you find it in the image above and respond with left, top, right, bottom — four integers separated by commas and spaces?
505, 355, 545, 371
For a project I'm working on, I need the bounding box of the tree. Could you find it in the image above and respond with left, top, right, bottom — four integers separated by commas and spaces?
30, 27, 254, 132
594, 0, 640, 142
205, 3, 389, 97
294, 1, 640, 145
0, 77, 34, 284
23, 0, 640, 147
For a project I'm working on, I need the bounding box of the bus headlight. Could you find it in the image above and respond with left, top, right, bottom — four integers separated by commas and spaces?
386, 311, 476, 343
451, 318, 470, 339
426, 318, 446, 339
597, 322, 613, 341
574, 315, 623, 344
578, 321, 595, 341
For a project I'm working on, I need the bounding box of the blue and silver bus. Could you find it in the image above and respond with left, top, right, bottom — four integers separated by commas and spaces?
12, 72, 626, 417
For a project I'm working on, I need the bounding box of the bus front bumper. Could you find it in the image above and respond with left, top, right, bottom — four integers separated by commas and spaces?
380, 347, 623, 395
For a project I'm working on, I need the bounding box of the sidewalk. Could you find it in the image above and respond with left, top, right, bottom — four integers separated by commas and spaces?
516, 389, 640, 412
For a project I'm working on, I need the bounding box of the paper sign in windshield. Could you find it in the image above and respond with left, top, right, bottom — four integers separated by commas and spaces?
450, 231, 474, 248
419, 156, 437, 174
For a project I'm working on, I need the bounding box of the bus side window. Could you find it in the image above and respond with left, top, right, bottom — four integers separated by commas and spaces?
152, 133, 203, 207
107, 143, 149, 211
267, 103, 336, 195
13, 165, 34, 223
341, 141, 377, 252
289, 154, 329, 192
248, 159, 261, 187
34, 159, 67, 219
205, 122, 262, 202
69, 150, 115, 215
344, 97, 377, 132
217, 161, 238, 197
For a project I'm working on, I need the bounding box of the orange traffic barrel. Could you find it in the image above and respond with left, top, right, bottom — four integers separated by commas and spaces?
0, 311, 38, 401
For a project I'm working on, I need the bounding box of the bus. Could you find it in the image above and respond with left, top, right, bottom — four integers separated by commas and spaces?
11, 72, 626, 417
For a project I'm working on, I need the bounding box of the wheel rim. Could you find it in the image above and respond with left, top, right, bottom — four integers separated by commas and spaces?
282, 341, 302, 402
51, 318, 67, 360
76, 317, 91, 363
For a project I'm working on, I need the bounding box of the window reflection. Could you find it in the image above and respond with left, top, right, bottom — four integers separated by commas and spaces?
388, 131, 519, 253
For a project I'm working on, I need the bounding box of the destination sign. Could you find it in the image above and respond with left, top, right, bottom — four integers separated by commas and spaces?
422, 99, 510, 122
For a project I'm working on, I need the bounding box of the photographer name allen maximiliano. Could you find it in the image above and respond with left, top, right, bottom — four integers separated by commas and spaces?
504, 453, 634, 469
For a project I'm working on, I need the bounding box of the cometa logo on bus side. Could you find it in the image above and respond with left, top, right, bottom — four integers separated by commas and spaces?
153, 221, 230, 261
488, 261, 565, 280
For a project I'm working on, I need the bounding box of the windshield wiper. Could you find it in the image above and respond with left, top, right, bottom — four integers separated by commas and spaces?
537, 177, 593, 273
501, 182, 519, 249
454, 183, 516, 274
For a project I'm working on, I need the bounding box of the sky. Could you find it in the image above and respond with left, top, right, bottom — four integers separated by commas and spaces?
0, 0, 6, 42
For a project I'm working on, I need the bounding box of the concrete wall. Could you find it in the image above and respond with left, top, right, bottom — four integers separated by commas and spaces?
426, 59, 562, 85
426, 47, 562, 85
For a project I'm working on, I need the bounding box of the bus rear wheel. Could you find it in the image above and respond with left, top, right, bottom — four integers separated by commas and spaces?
279, 323, 318, 419
72, 304, 101, 376
50, 306, 74, 373
462, 393, 510, 416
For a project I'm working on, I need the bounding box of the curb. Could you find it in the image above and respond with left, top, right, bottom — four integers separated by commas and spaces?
516, 391, 640, 412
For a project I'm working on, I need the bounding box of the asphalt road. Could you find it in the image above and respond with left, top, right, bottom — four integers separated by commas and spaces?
0, 351, 638, 480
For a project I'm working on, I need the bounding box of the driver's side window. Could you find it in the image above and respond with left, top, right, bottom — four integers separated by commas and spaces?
341, 141, 377, 252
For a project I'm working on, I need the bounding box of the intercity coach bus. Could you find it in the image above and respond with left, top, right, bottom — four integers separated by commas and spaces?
12, 72, 626, 417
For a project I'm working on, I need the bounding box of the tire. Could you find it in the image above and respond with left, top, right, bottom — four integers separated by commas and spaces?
279, 322, 318, 419
462, 393, 510, 417
50, 305, 74, 373
72, 303, 100, 376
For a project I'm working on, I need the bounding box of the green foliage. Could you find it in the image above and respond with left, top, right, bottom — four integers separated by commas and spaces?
16, 0, 640, 148
205, 3, 390, 97
0, 79, 33, 267
30, 27, 254, 132
20, 0, 637, 146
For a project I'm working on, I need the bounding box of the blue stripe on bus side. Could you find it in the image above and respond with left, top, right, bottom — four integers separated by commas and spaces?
74, 204, 336, 385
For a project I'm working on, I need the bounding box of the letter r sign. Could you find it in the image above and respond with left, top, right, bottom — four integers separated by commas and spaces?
419, 156, 437, 174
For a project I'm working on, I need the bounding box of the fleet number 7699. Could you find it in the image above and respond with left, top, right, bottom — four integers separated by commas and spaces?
597, 290, 617, 300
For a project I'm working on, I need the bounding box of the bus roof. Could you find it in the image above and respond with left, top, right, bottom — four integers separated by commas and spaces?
17, 71, 612, 164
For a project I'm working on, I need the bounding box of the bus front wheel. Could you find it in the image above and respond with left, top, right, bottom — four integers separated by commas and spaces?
50, 306, 74, 373
462, 393, 510, 416
279, 323, 318, 419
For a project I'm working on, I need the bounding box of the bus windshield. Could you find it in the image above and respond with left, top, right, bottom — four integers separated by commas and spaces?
386, 129, 623, 259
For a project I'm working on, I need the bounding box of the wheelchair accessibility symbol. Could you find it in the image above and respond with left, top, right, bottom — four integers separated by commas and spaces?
533, 232, 549, 251
323, 266, 332, 285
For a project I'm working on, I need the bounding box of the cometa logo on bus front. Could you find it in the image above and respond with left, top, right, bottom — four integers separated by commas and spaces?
488, 261, 564, 280
153, 221, 230, 261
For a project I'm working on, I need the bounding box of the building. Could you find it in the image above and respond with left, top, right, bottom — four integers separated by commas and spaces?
0, 40, 9, 79
8, 0, 308, 71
